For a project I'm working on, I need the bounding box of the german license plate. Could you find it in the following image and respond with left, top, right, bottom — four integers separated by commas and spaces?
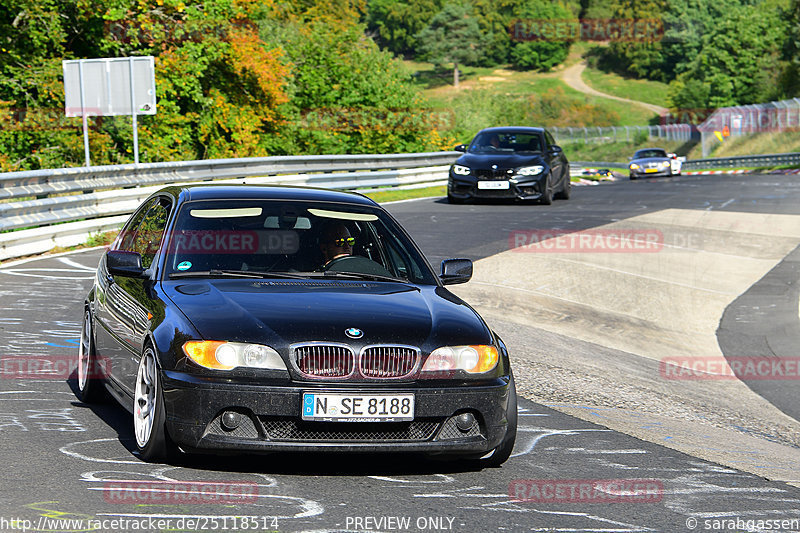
478, 180, 510, 190
645, 168, 659, 173
302, 392, 414, 422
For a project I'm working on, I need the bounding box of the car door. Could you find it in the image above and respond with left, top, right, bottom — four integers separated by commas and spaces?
98, 197, 172, 397
544, 130, 566, 189
94, 198, 154, 391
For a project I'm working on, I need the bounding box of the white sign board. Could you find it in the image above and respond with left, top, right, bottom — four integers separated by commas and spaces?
63, 56, 156, 117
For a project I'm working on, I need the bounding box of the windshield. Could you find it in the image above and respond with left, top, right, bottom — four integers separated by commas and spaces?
468, 131, 543, 154
161, 199, 437, 285
634, 149, 668, 159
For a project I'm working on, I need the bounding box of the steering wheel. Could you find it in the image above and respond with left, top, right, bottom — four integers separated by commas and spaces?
323, 255, 361, 271
323, 255, 395, 277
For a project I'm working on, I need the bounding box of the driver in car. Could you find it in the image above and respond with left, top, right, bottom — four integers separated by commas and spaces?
319, 222, 354, 268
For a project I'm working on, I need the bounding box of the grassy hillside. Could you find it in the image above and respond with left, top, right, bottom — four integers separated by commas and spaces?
405, 45, 797, 163
562, 140, 689, 163
689, 131, 800, 159
580, 66, 671, 109
404, 60, 660, 145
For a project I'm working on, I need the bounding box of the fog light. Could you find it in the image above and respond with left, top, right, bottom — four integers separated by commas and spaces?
221, 411, 241, 431
455, 412, 476, 432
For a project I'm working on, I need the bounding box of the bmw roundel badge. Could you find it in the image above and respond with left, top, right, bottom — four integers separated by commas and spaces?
345, 328, 363, 339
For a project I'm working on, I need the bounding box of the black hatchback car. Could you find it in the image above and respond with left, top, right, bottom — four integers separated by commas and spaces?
77, 185, 516, 466
447, 126, 570, 204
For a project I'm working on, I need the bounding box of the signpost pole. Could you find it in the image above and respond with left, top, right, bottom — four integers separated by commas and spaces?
128, 58, 140, 165
78, 61, 91, 167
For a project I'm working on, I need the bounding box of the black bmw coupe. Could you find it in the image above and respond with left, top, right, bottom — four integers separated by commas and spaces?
447, 126, 570, 204
78, 185, 516, 466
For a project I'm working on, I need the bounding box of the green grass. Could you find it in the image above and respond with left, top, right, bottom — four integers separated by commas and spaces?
405, 57, 659, 145
581, 66, 670, 108
562, 139, 688, 162
362, 185, 445, 203
688, 131, 800, 159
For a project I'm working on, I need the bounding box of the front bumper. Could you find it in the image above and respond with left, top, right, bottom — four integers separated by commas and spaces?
630, 167, 672, 178
448, 173, 546, 201
162, 371, 512, 455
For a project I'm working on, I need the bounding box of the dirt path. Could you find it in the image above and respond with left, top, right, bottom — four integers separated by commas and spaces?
562, 61, 668, 115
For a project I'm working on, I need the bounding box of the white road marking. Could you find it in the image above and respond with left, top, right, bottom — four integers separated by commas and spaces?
60, 438, 144, 465
0, 267, 94, 280
511, 427, 613, 458
368, 474, 455, 484
58, 257, 97, 271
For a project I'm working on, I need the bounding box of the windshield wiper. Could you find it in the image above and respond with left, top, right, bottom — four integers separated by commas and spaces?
169, 269, 307, 279
320, 271, 409, 283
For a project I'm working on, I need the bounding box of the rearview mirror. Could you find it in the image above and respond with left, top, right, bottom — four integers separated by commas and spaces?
440, 258, 473, 285
106, 250, 146, 277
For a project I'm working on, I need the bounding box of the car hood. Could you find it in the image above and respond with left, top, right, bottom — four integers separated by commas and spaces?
456, 152, 546, 170
163, 279, 492, 351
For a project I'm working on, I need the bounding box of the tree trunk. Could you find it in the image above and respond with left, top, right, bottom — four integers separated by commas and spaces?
453, 62, 459, 88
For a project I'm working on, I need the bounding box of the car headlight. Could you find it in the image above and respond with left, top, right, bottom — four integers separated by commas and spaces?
422, 345, 499, 374
630, 163, 640, 170
452, 164, 471, 175
183, 341, 286, 371
516, 165, 544, 176
660, 161, 670, 168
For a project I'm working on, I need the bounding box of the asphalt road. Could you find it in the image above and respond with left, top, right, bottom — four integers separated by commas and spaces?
2, 173, 800, 532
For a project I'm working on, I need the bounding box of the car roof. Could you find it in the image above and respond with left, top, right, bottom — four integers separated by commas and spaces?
156, 184, 380, 207
477, 126, 546, 134
634, 148, 667, 154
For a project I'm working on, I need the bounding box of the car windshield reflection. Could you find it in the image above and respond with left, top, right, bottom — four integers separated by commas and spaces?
162, 200, 436, 285
468, 131, 543, 154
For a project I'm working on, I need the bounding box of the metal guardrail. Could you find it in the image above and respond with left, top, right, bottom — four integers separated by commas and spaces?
0, 153, 458, 261
0, 152, 459, 201
572, 153, 800, 173
680, 152, 800, 170
552, 124, 699, 144
2, 150, 800, 262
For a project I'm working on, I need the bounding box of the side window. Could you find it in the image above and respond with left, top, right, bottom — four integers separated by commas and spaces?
132, 199, 171, 268
115, 199, 155, 252
545, 131, 555, 147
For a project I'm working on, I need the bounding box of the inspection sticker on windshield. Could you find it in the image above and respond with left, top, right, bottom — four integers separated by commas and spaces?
478, 181, 510, 190
302, 392, 414, 422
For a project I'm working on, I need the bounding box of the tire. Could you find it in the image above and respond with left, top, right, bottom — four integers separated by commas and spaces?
77, 309, 104, 403
629, 175, 636, 180
555, 177, 571, 200
539, 175, 553, 205
482, 375, 517, 468
134, 344, 177, 463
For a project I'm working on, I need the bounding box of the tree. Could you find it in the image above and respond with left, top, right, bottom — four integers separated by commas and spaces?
366, 0, 443, 56
780, 0, 800, 96
415, 4, 487, 87
667, 3, 788, 109
508, 0, 575, 71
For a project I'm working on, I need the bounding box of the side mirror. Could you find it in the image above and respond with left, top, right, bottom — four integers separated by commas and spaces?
453, 144, 467, 153
106, 250, 145, 277
440, 258, 473, 285
549, 145, 563, 154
